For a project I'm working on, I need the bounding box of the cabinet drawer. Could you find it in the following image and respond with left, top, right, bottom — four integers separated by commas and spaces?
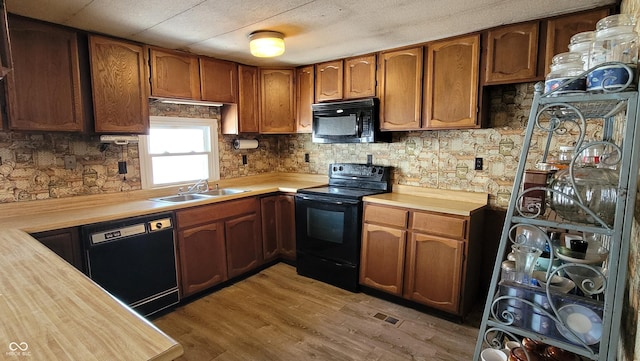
410, 211, 467, 239
364, 204, 408, 228
177, 197, 258, 229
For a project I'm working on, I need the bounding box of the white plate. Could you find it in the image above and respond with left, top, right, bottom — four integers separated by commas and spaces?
532, 271, 575, 293
555, 246, 608, 265
556, 304, 603, 345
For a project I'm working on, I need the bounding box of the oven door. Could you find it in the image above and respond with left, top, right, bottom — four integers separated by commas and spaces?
295, 193, 362, 265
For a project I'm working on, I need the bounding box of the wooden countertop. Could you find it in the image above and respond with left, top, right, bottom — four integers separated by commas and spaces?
363, 184, 488, 216
0, 229, 183, 361
0, 173, 327, 233
0, 173, 327, 361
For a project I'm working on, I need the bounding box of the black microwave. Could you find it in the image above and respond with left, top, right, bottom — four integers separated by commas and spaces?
311, 98, 390, 144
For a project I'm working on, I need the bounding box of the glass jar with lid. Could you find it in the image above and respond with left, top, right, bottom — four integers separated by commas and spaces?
587, 14, 639, 92
569, 31, 595, 71
544, 52, 586, 95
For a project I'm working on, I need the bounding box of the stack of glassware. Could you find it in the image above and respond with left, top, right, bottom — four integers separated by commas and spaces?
544, 14, 639, 95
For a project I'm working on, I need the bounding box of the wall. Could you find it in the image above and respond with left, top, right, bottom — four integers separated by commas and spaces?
0, 102, 282, 202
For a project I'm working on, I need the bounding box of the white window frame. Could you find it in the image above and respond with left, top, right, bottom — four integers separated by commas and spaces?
138, 116, 220, 189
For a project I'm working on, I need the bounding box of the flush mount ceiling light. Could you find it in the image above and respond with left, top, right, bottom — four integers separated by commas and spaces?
248, 30, 285, 58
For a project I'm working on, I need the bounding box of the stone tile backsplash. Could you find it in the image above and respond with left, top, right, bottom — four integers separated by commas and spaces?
0, 82, 605, 209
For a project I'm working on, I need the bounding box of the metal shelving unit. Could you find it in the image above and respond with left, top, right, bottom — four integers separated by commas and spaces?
473, 70, 640, 361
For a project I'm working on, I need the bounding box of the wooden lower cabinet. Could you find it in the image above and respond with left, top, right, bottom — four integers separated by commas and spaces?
30, 227, 84, 273
403, 233, 463, 314
176, 197, 262, 297
360, 202, 484, 316
360, 223, 406, 296
225, 213, 262, 278
177, 222, 227, 297
261, 194, 296, 262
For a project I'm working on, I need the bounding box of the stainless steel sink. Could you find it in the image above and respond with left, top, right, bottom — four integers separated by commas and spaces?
199, 188, 247, 196
149, 188, 247, 203
150, 194, 212, 203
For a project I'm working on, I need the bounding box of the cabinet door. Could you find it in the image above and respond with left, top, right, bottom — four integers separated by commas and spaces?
149, 47, 201, 99
404, 232, 464, 314
226, 213, 262, 278
237, 65, 260, 133
89, 35, 149, 134
484, 22, 540, 84
261, 196, 279, 261
295, 65, 314, 133
261, 194, 296, 261
178, 222, 228, 297
315, 60, 343, 102
423, 34, 479, 129
544, 9, 610, 73
360, 223, 406, 296
259, 68, 296, 133
344, 54, 376, 99
276, 194, 296, 260
7, 16, 86, 132
31, 227, 84, 273
379, 47, 423, 130
200, 57, 237, 103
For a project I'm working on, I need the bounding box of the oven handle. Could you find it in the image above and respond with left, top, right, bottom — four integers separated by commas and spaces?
298, 195, 360, 205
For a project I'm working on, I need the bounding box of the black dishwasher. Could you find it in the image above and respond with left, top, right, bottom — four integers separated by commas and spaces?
81, 212, 179, 317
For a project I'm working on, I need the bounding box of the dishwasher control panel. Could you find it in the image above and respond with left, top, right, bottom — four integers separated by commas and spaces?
149, 218, 172, 232
90, 224, 146, 244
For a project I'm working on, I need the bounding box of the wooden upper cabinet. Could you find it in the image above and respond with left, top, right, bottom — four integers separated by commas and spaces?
296, 65, 314, 133
424, 34, 480, 130
149, 47, 201, 99
89, 35, 149, 134
236, 65, 260, 133
484, 22, 540, 85
259, 68, 296, 134
200, 56, 237, 103
7, 16, 88, 132
344, 54, 376, 99
315, 60, 343, 102
544, 8, 610, 73
379, 47, 423, 130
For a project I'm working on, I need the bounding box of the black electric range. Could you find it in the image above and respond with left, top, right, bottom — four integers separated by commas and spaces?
295, 163, 392, 292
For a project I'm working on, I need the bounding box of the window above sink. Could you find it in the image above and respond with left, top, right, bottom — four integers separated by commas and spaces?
138, 116, 220, 189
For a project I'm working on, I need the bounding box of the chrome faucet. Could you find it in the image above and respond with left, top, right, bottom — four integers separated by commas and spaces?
178, 179, 208, 195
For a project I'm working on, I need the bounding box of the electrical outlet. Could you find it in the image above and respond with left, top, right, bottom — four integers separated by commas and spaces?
64, 155, 76, 170
474, 157, 483, 170
242, 154, 248, 165
118, 161, 127, 175
304, 153, 310, 163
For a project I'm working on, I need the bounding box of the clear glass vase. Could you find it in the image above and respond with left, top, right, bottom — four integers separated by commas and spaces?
549, 166, 618, 226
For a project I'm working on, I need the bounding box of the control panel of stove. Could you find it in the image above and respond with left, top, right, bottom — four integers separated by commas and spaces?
329, 163, 389, 181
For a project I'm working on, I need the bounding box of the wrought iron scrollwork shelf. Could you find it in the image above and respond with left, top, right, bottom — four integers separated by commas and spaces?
473, 62, 640, 361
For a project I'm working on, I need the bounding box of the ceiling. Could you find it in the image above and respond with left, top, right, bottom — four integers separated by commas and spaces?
6, 0, 618, 67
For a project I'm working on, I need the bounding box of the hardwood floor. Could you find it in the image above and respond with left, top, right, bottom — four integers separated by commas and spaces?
153, 263, 479, 361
